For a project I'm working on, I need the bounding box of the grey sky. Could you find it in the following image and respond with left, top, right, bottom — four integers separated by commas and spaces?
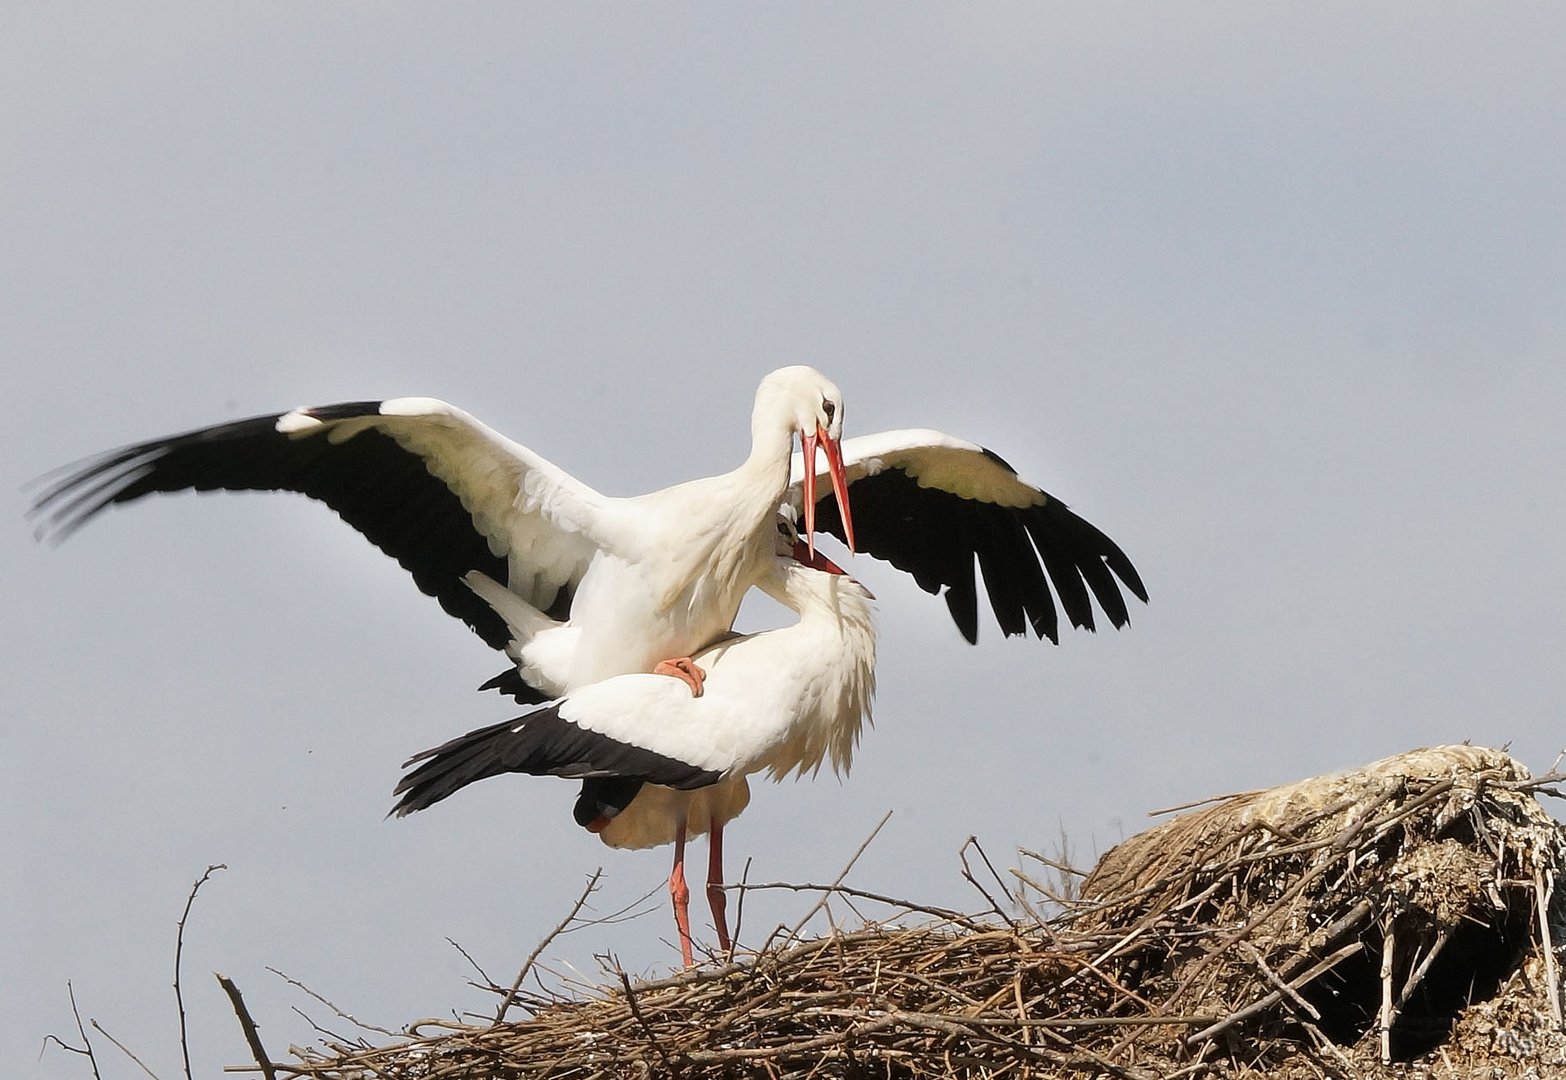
6, 5, 1565, 1076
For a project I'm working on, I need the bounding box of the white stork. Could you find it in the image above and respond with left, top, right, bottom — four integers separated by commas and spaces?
393, 531, 876, 968
30, 370, 1148, 703
29, 367, 857, 697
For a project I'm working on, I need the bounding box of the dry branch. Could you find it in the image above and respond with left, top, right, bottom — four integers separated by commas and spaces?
175, 864, 225, 1080
217, 974, 278, 1080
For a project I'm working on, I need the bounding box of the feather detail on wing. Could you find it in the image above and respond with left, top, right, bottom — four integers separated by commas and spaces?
391, 705, 723, 816
30, 399, 615, 649
788, 429, 1148, 644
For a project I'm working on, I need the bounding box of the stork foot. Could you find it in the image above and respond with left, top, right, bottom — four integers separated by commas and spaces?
654, 656, 706, 698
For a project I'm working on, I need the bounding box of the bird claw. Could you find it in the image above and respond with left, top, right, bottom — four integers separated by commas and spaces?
653, 657, 706, 697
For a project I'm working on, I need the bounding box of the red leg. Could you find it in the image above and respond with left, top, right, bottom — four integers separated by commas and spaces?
706, 820, 731, 953
670, 824, 694, 968
653, 656, 706, 697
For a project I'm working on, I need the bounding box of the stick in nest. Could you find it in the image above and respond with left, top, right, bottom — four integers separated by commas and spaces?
494, 867, 604, 1023
267, 966, 401, 1038
777, 809, 893, 946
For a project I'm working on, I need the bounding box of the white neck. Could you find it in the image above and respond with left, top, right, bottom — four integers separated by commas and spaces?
741, 388, 800, 492
759, 562, 878, 780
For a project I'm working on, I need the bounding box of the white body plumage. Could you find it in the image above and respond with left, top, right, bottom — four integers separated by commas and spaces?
454, 548, 877, 849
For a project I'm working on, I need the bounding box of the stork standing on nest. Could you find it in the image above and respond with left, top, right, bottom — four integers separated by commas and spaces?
394, 524, 877, 967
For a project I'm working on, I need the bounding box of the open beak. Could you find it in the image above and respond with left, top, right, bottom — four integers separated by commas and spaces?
790, 538, 873, 597
800, 423, 857, 560
791, 539, 846, 575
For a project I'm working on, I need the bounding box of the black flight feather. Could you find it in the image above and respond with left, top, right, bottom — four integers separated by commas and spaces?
810, 460, 1147, 644
392, 706, 722, 817
30, 404, 535, 652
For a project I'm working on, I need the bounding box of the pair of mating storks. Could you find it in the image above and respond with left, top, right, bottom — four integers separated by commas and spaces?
31, 366, 1146, 967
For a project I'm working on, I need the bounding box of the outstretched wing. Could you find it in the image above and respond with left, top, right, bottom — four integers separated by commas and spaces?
789, 429, 1148, 644
392, 704, 722, 817
30, 398, 611, 651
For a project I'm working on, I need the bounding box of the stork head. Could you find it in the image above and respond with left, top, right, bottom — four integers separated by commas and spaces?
755, 366, 856, 559
773, 514, 873, 602
774, 514, 848, 576
755, 365, 845, 442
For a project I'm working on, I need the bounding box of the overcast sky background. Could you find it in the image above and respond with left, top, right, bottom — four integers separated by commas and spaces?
6, 5, 1566, 1076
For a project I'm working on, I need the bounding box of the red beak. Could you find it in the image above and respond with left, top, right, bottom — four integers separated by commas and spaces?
791, 539, 847, 575
800, 423, 856, 560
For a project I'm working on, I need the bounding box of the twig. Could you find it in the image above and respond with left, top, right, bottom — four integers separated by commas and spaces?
1395, 927, 1453, 1013
619, 970, 677, 1070
1018, 846, 1086, 878
1238, 941, 1320, 1021
1379, 923, 1396, 1065
1057, 921, 1159, 992
1146, 787, 1266, 817
1187, 941, 1363, 1045
741, 880, 983, 929
730, 855, 753, 963
446, 936, 496, 992
495, 868, 604, 1023
174, 864, 225, 1080
216, 974, 277, 1080
39, 1034, 93, 1067
1008, 970, 1033, 1045
266, 967, 400, 1037
40, 981, 102, 1080
1497, 767, 1566, 793
959, 836, 1015, 921
287, 1003, 361, 1048
90, 1020, 161, 1080
1538, 866, 1563, 1029
71, 981, 101, 1079
1011, 872, 1058, 929
588, 879, 666, 926
783, 809, 893, 942
1314, 898, 1376, 954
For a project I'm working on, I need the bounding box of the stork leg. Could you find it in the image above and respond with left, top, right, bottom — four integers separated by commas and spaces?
653, 656, 706, 697
707, 819, 731, 953
670, 824, 695, 967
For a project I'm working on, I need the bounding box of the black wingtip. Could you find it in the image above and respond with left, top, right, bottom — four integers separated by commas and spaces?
1112, 553, 1150, 606
830, 455, 1147, 647
27, 407, 527, 651
943, 575, 980, 644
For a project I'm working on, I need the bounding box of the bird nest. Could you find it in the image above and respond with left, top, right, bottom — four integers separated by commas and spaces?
244, 746, 1566, 1079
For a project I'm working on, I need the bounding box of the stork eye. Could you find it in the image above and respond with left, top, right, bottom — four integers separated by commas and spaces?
822, 400, 836, 420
